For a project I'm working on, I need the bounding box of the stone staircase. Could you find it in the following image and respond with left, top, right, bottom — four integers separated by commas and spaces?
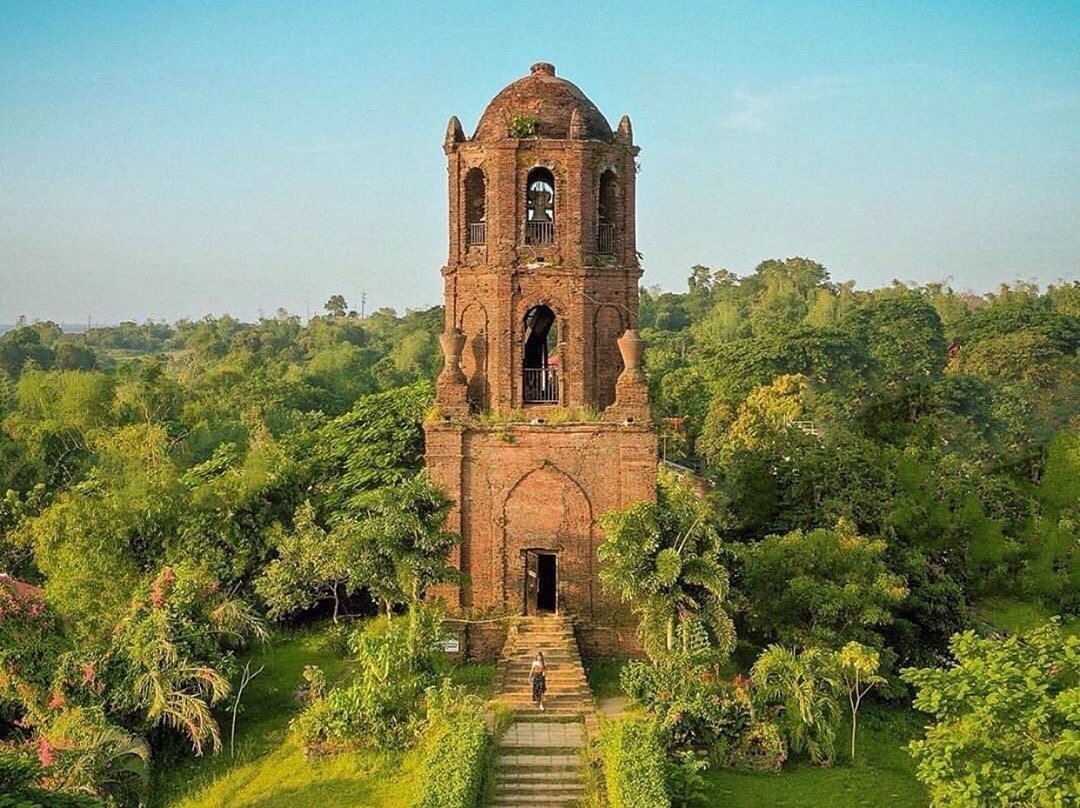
489, 615, 593, 807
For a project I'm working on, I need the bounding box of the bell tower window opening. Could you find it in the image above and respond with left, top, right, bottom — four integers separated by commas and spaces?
523, 305, 559, 403
465, 168, 486, 246
597, 170, 617, 255
525, 168, 555, 245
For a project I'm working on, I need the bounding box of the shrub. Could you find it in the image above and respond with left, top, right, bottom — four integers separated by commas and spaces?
293, 618, 435, 753
621, 659, 751, 750
716, 721, 787, 772
600, 718, 670, 808
411, 683, 490, 808
0, 745, 104, 808
663, 750, 707, 808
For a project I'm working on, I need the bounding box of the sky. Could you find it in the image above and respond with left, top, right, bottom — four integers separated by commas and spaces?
1, 0, 1078, 324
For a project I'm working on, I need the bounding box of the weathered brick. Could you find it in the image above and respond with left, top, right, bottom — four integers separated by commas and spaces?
427, 64, 656, 658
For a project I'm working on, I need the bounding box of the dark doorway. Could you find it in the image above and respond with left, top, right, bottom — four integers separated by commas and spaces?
523, 306, 559, 404
524, 550, 558, 615
537, 553, 557, 612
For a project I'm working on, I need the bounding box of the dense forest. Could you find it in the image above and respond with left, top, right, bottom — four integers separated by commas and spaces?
1, 258, 1077, 807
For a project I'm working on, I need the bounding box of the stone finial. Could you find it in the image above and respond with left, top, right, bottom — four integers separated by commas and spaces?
530, 62, 556, 77
605, 329, 652, 423
436, 327, 469, 415
568, 107, 584, 140
444, 115, 466, 151
616, 115, 633, 145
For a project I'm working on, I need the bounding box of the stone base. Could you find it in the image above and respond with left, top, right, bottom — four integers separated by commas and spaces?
426, 420, 657, 617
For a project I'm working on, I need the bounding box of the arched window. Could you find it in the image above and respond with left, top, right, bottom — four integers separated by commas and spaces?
525, 168, 555, 245
464, 168, 486, 246
522, 305, 559, 403
597, 170, 617, 255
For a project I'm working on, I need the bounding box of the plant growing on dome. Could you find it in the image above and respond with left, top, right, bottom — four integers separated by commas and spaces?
507, 113, 538, 138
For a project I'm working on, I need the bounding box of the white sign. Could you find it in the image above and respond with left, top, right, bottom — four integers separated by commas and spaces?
439, 638, 461, 653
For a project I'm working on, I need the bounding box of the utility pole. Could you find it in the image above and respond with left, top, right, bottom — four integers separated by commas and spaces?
361, 291, 366, 320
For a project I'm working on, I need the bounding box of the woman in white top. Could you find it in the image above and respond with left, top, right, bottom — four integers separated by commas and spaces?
529, 651, 547, 712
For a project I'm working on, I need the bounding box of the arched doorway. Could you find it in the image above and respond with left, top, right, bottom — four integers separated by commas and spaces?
523, 305, 559, 404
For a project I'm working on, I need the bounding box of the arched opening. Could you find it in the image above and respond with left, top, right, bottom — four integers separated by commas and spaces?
597, 170, 617, 255
525, 167, 555, 245
522, 304, 559, 403
464, 168, 486, 246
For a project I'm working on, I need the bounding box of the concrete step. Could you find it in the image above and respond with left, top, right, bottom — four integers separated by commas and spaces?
497, 753, 579, 769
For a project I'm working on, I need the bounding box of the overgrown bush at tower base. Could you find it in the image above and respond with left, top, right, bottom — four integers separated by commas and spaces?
600, 717, 671, 808
411, 683, 490, 808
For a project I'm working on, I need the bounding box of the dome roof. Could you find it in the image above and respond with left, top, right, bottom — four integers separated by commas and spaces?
473, 63, 612, 142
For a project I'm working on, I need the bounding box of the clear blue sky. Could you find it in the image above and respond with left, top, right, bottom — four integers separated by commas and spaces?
1, 0, 1078, 324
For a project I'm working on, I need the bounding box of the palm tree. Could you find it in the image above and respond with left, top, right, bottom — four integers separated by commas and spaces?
48, 720, 150, 807
131, 614, 231, 756
751, 645, 842, 764
598, 472, 734, 661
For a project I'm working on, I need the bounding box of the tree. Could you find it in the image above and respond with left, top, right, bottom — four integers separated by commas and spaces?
324, 295, 348, 318
739, 520, 908, 650
256, 501, 352, 622
105, 565, 266, 755
350, 472, 459, 619
751, 645, 841, 764
834, 642, 883, 761
841, 294, 947, 387
598, 471, 734, 661
902, 621, 1080, 807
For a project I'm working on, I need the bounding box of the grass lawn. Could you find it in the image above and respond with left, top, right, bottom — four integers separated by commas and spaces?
151, 624, 493, 808
701, 705, 927, 808
584, 657, 629, 699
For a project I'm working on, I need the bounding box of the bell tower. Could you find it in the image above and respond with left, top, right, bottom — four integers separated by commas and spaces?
426, 63, 656, 657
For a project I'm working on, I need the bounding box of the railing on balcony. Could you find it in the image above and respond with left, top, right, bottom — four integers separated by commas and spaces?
525, 220, 555, 246
597, 223, 615, 255
467, 222, 486, 246
523, 367, 559, 403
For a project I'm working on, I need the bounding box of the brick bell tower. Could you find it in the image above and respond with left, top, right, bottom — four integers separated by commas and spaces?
425, 63, 656, 657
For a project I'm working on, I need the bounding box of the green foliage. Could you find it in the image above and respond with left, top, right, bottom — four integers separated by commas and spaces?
840, 293, 947, 387
698, 704, 927, 806
292, 615, 445, 752
833, 642, 884, 761
0, 576, 68, 723
751, 645, 842, 765
663, 750, 708, 808
37, 706, 150, 808
902, 620, 1080, 807
600, 718, 671, 808
717, 720, 787, 773
255, 501, 351, 622
739, 521, 907, 650
410, 683, 490, 808
620, 659, 751, 751
506, 112, 538, 137
312, 383, 431, 518
599, 471, 734, 661
0, 746, 105, 807
104, 564, 266, 755
347, 472, 458, 617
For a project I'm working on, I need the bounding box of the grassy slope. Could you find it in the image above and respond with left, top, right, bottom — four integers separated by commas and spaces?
152, 626, 495, 808
702, 705, 927, 807
585, 658, 927, 807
